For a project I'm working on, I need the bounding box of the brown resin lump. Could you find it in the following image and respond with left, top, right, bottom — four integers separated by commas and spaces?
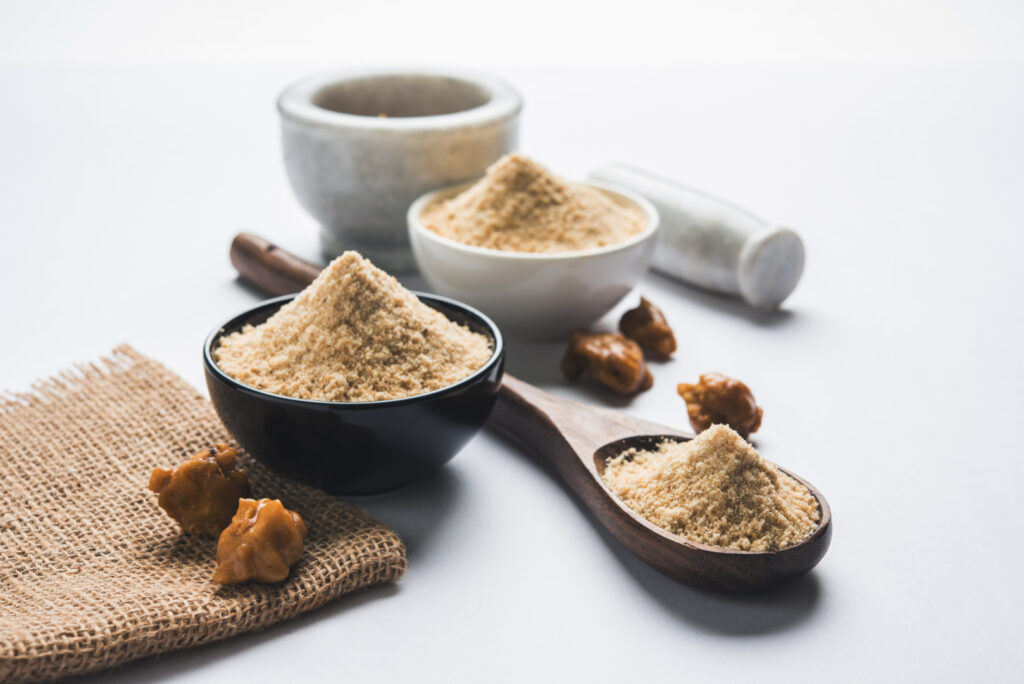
561, 332, 653, 395
149, 444, 251, 535
619, 297, 677, 359
677, 372, 763, 439
213, 498, 307, 585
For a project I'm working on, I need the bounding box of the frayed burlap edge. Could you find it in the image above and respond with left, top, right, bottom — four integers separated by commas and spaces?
0, 345, 407, 682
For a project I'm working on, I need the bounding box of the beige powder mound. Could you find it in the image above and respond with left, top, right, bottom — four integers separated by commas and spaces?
420, 153, 647, 253
214, 251, 493, 402
602, 425, 819, 552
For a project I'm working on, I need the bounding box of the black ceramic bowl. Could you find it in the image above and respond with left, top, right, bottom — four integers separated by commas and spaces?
203, 293, 504, 495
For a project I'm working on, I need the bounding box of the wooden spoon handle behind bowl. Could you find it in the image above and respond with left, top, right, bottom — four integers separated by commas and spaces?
491, 375, 689, 462
230, 232, 322, 296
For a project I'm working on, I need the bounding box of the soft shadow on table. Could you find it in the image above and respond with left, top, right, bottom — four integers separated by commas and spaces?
70, 583, 400, 684
344, 466, 464, 562
502, 337, 564, 386
650, 271, 800, 329
74, 470, 462, 683
232, 274, 281, 300
490, 430, 823, 637
598, 524, 822, 636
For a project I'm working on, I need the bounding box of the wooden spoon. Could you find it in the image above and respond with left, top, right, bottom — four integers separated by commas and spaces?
230, 232, 323, 295
229, 233, 832, 591
490, 376, 831, 592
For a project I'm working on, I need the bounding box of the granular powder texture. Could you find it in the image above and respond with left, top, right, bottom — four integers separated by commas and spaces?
214, 252, 492, 402
602, 425, 819, 551
420, 153, 647, 252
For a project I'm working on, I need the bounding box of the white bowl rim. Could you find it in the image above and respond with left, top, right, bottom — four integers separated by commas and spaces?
278, 68, 523, 132
408, 178, 660, 261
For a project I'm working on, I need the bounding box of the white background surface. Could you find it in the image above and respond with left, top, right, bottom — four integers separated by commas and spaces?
2, 2, 1023, 682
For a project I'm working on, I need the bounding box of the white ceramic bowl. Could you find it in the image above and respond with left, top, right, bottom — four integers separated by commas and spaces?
408, 180, 659, 340
278, 69, 521, 272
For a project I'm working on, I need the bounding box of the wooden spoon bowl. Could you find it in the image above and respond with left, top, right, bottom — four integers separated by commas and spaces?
491, 376, 832, 592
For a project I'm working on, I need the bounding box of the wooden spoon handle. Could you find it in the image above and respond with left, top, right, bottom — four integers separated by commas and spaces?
491, 375, 607, 498
492, 375, 687, 480
492, 377, 691, 578
494, 376, 690, 458
230, 232, 322, 296
492, 376, 577, 461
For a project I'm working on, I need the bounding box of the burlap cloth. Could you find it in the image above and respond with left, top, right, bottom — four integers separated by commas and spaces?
0, 346, 407, 682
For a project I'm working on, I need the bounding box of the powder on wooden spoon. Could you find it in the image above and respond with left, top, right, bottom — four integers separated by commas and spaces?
602, 425, 819, 551
420, 153, 647, 253
214, 251, 492, 402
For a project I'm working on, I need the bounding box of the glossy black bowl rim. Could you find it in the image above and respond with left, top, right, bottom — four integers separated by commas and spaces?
203, 291, 504, 410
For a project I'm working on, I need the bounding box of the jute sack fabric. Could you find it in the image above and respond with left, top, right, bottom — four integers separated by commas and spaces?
0, 346, 407, 682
